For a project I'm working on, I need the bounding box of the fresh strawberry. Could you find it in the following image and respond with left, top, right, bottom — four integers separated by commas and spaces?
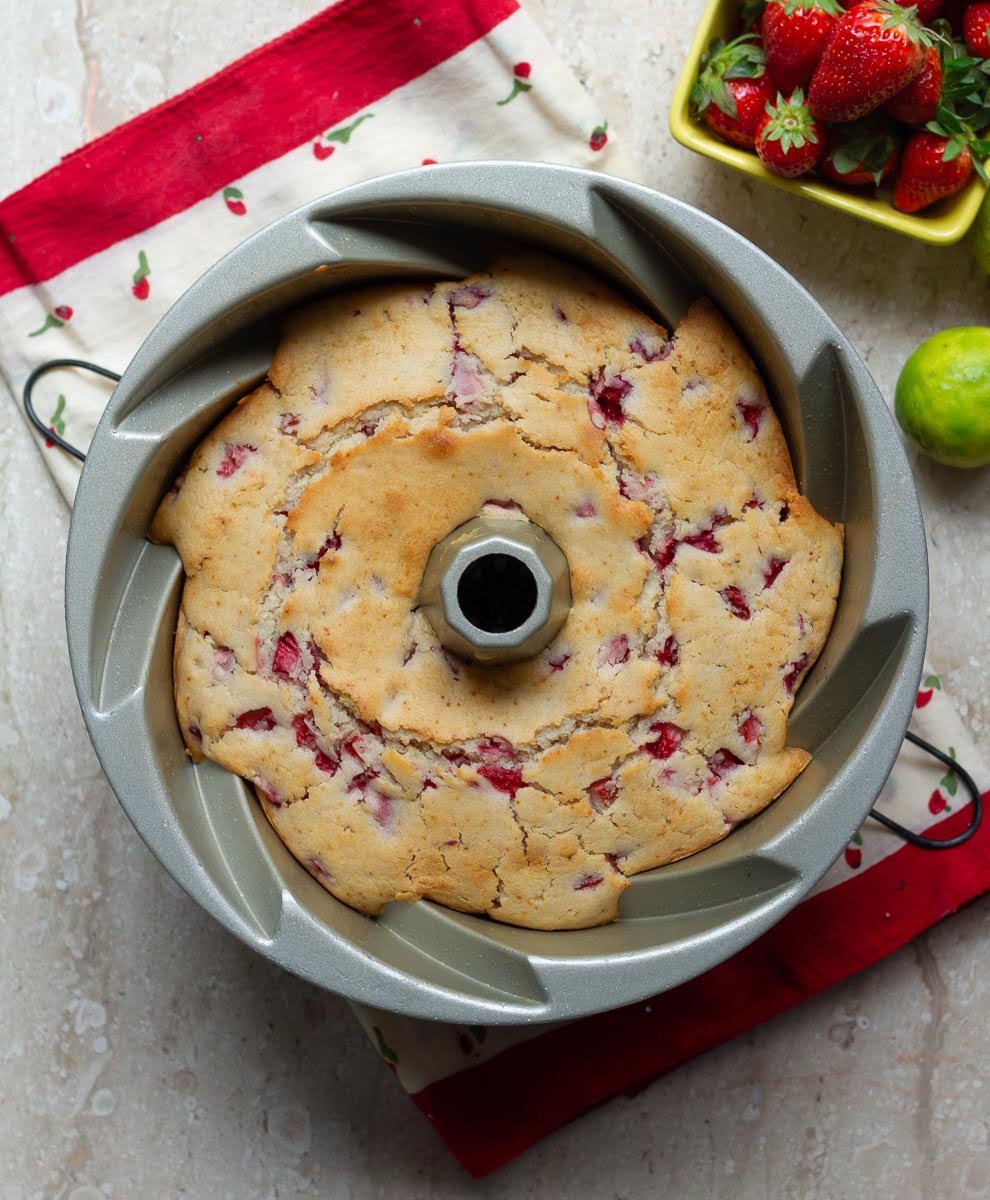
940, 37, 990, 126
884, 45, 943, 123
755, 89, 826, 175
893, 130, 974, 209
691, 35, 773, 148
809, 0, 934, 122
705, 77, 779, 146
820, 116, 901, 183
894, 102, 990, 210
762, 0, 844, 94
964, 2, 990, 54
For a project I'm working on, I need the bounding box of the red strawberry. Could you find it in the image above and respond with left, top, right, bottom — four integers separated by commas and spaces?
916, 686, 934, 707
587, 777, 618, 811
477, 764, 524, 797
53, 304, 73, 320
313, 141, 335, 160
513, 61, 532, 79
644, 722, 685, 760
223, 186, 247, 216
762, 0, 844, 94
844, 845, 863, 868
131, 250, 151, 301
809, 0, 933, 122
691, 34, 772, 149
964, 2, 990, 54
893, 130, 975, 211
784, 651, 811, 693
589, 122, 609, 151
928, 788, 949, 814
720, 585, 752, 619
884, 46, 943, 124
706, 77, 779, 146
755, 89, 826, 176
739, 712, 765, 744
820, 116, 901, 184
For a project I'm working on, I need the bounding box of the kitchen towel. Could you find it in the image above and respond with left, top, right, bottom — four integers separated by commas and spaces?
2, 0, 988, 1180
0, 0, 633, 501
355, 678, 990, 1175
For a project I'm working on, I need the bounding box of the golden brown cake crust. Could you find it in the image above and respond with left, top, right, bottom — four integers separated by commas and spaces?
151, 249, 843, 931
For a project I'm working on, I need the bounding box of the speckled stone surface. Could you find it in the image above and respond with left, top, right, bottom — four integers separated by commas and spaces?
2, 1, 989, 1196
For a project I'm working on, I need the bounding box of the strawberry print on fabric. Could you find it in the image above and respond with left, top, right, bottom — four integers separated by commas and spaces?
928, 788, 951, 815
915, 673, 942, 709
312, 112, 375, 160
497, 61, 532, 106
28, 304, 72, 337
940, 746, 959, 798
132, 250, 151, 301
44, 393, 67, 449
589, 121, 608, 152
222, 186, 247, 216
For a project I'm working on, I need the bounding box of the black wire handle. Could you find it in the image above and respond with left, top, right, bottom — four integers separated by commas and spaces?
869, 729, 983, 849
21, 360, 985, 852
22, 357, 121, 463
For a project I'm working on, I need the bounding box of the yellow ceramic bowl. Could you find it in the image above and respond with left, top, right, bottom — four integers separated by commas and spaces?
670, 0, 987, 245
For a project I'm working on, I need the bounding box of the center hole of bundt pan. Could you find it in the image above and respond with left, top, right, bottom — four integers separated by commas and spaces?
456, 553, 539, 633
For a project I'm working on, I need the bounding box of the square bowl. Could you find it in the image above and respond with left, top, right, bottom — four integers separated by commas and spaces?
670, 0, 987, 246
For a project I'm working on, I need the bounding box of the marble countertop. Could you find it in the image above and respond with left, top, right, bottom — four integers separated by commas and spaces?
2, 1, 989, 1196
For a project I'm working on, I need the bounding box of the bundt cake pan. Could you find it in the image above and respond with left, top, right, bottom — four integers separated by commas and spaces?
65, 162, 927, 1024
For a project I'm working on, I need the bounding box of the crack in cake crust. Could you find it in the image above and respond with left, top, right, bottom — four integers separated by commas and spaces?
150, 248, 843, 931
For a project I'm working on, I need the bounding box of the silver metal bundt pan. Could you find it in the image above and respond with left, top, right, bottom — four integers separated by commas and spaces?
65, 162, 928, 1024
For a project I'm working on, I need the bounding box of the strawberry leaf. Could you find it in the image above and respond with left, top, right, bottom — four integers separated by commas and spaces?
879, 1, 936, 47
939, 747, 960, 796
692, 34, 765, 117
724, 46, 768, 80
762, 90, 817, 154
782, 0, 842, 13
832, 145, 864, 174
829, 118, 899, 184
712, 78, 738, 118
939, 44, 990, 133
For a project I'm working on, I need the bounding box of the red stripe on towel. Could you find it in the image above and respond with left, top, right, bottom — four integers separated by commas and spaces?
0, 0, 518, 296
413, 795, 990, 1177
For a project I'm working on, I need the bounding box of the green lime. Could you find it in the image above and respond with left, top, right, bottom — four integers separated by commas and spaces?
895, 328, 990, 469
968, 191, 990, 275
